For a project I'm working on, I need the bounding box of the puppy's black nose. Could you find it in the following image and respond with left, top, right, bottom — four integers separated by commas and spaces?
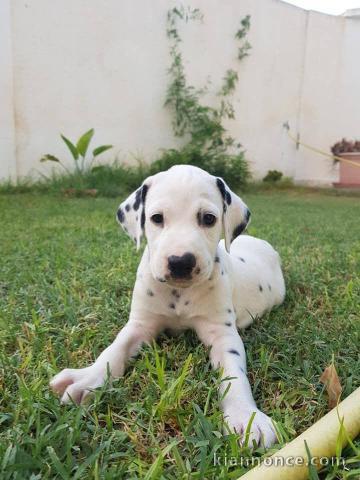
168, 252, 196, 278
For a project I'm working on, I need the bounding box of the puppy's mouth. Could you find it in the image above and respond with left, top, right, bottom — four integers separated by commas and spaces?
155, 272, 199, 288
161, 267, 209, 288
154, 263, 212, 288
164, 275, 194, 288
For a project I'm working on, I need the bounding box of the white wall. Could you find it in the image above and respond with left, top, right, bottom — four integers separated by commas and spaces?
295, 11, 360, 185
0, 0, 16, 180
2, 0, 360, 185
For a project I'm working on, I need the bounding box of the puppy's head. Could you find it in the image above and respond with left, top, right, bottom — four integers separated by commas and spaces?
116, 165, 250, 287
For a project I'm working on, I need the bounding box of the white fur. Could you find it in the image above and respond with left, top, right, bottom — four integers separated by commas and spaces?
50, 165, 285, 448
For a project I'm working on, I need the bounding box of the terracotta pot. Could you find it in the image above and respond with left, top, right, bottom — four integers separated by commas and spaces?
336, 153, 360, 187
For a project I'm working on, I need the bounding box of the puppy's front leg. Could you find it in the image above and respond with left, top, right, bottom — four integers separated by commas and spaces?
50, 317, 160, 404
195, 322, 276, 447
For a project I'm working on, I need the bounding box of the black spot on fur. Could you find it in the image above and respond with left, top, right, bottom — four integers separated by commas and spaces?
217, 178, 231, 216
184, 300, 190, 306
146, 289, 154, 297
216, 178, 231, 205
172, 289, 181, 299
232, 223, 247, 241
139, 184, 149, 230
225, 321, 232, 327
239, 257, 245, 263
228, 349, 240, 356
231, 210, 251, 242
133, 189, 142, 211
225, 190, 232, 205
215, 256, 220, 263
141, 210, 145, 229
259, 284, 263, 292
141, 184, 148, 203
216, 178, 227, 199
227, 308, 232, 314
169, 303, 175, 309
221, 270, 224, 275
125, 204, 131, 212
117, 208, 125, 223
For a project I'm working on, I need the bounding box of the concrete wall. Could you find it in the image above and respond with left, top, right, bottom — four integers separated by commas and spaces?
1, 0, 360, 185
0, 0, 16, 179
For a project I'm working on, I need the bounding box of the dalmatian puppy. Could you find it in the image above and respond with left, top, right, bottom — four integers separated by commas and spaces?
50, 165, 285, 447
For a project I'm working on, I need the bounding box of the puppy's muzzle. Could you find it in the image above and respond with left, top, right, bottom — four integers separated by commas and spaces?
168, 252, 196, 279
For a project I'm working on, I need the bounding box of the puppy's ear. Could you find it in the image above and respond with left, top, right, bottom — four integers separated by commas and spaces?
116, 180, 151, 249
216, 177, 251, 252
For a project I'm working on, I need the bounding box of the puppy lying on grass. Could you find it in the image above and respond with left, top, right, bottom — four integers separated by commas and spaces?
50, 165, 285, 447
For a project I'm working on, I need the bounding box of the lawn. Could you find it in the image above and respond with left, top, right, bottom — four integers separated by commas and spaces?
0, 190, 359, 479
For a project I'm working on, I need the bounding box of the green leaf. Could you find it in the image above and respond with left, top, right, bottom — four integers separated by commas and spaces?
61, 135, 79, 160
76, 129, 94, 158
92, 145, 113, 157
304, 440, 320, 480
40, 154, 60, 163
72, 442, 107, 480
144, 441, 179, 480
47, 446, 69, 480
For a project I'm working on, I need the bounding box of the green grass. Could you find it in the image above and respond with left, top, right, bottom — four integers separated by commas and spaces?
0, 190, 359, 479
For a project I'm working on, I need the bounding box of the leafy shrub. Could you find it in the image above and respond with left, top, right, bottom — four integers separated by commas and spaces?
263, 170, 283, 183
41, 129, 112, 174
46, 162, 148, 197
161, 6, 251, 188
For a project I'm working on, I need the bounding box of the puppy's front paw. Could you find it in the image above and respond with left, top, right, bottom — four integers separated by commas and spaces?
224, 404, 277, 448
50, 366, 106, 405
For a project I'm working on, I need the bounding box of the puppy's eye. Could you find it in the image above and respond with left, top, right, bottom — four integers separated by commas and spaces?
151, 213, 164, 225
202, 213, 217, 227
